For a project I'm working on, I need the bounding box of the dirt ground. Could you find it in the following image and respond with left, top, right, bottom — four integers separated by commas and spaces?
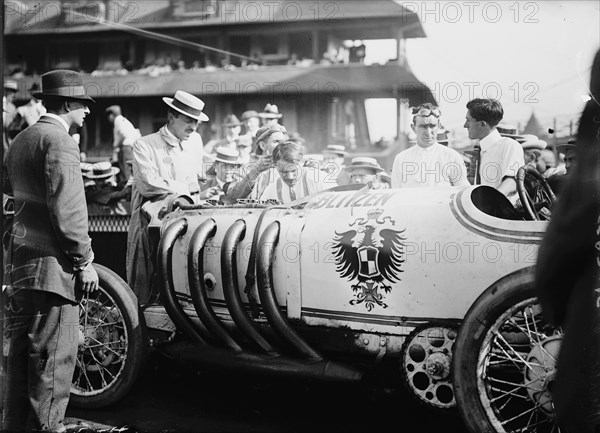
66, 351, 467, 433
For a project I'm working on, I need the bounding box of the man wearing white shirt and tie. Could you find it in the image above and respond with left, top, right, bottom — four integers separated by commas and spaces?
463, 98, 524, 197
392, 104, 469, 188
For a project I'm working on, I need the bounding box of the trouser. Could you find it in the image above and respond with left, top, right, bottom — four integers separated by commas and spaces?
2, 289, 78, 432
117, 145, 133, 187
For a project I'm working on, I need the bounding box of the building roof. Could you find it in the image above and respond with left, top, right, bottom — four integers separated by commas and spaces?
12, 63, 435, 106
6, 0, 426, 38
522, 111, 550, 140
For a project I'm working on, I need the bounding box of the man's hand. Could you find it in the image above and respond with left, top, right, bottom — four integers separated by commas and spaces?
255, 155, 273, 173
200, 187, 220, 200
77, 263, 99, 293
172, 197, 191, 209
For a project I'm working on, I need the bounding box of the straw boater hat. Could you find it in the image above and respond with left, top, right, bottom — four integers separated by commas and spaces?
3, 80, 18, 93
214, 146, 243, 165
258, 103, 282, 119
83, 161, 120, 180
33, 70, 95, 103
222, 114, 241, 127
241, 110, 259, 121
162, 90, 209, 121
515, 134, 537, 144
323, 144, 348, 156
521, 135, 547, 151
496, 124, 524, 140
345, 157, 384, 173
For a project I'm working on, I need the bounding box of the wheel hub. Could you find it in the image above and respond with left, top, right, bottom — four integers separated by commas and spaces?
425, 352, 451, 380
524, 335, 561, 414
401, 324, 457, 409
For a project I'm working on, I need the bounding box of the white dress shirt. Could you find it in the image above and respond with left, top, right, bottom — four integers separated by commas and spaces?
478, 129, 524, 188
113, 114, 141, 148
391, 142, 469, 188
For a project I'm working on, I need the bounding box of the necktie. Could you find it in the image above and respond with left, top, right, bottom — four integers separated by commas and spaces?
473, 145, 481, 185
289, 185, 297, 201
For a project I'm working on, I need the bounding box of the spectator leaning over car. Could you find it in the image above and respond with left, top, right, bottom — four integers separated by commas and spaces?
392, 103, 469, 188
126, 90, 218, 305
463, 98, 524, 197
106, 104, 141, 186
2, 69, 98, 432
535, 48, 600, 433
259, 140, 330, 203
223, 123, 288, 202
201, 146, 243, 203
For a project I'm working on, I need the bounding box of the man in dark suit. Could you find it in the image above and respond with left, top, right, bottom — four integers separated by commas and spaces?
2, 69, 98, 432
536, 49, 600, 432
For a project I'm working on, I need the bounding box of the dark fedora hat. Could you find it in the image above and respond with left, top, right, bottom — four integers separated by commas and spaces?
33, 69, 95, 103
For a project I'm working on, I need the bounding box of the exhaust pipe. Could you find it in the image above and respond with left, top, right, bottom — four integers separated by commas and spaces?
161, 341, 363, 382
221, 219, 278, 354
257, 222, 322, 361
158, 218, 208, 344
188, 219, 242, 352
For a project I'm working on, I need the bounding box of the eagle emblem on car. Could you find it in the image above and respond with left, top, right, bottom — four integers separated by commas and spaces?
332, 208, 406, 311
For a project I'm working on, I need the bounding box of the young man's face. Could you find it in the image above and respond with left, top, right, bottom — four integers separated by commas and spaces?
68, 100, 90, 128
169, 112, 199, 141
464, 110, 486, 140
564, 148, 577, 174
412, 115, 440, 148
276, 158, 302, 186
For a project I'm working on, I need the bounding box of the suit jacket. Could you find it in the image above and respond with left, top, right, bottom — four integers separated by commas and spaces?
4, 116, 93, 302
535, 66, 600, 431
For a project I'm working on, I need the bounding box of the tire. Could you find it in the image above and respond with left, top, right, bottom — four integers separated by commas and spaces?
70, 264, 148, 408
452, 267, 562, 433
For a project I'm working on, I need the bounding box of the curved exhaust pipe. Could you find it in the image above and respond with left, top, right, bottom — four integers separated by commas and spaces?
221, 219, 278, 354
158, 218, 207, 345
188, 219, 242, 352
257, 222, 322, 361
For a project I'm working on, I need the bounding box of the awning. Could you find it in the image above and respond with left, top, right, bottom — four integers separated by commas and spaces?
13, 64, 435, 106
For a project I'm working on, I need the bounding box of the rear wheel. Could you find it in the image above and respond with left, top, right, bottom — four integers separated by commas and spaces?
70, 264, 148, 408
452, 268, 563, 432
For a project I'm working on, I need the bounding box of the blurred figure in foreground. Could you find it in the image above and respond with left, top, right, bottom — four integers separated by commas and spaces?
535, 49, 600, 433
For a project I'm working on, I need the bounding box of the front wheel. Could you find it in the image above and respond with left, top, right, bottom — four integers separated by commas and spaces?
452, 268, 563, 433
70, 264, 148, 408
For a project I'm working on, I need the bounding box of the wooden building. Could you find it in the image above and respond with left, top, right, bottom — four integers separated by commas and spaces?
5, 0, 435, 166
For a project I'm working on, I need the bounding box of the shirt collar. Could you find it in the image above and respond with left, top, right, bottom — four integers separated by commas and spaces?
479, 129, 502, 151
42, 113, 69, 133
160, 124, 181, 148
414, 142, 439, 153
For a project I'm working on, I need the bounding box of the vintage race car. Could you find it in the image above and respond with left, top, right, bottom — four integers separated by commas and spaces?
71, 181, 560, 433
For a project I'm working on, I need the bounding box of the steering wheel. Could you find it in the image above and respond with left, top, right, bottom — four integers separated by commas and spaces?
516, 165, 556, 221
